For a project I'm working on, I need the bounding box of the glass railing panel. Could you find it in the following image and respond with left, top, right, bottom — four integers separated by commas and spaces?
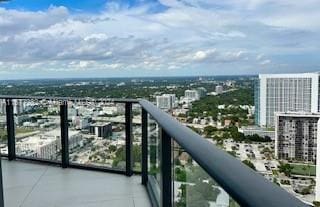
173, 141, 240, 207
0, 99, 7, 155
15, 99, 62, 161
68, 100, 126, 170
148, 114, 161, 205
132, 103, 142, 172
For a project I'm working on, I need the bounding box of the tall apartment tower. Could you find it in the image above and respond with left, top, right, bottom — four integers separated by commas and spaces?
275, 112, 320, 201
184, 90, 200, 101
255, 73, 320, 127
156, 94, 176, 110
215, 85, 223, 94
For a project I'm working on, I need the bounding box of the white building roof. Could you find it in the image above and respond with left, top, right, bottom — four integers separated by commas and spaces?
259, 72, 320, 79
275, 112, 320, 118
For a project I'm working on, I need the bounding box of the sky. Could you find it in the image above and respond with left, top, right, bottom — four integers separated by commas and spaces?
0, 0, 319, 79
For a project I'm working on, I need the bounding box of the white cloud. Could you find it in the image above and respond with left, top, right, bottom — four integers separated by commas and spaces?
260, 59, 271, 65
256, 54, 264, 60
193, 51, 208, 61
0, 0, 319, 78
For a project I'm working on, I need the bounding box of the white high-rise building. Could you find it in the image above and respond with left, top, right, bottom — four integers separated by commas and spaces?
182, 88, 207, 103
196, 87, 207, 98
215, 85, 223, 94
0, 100, 5, 115
184, 90, 200, 101
156, 94, 176, 110
255, 72, 320, 127
275, 112, 320, 201
13, 100, 26, 115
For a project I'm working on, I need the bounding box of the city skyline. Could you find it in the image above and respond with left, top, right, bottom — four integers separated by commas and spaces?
0, 0, 319, 79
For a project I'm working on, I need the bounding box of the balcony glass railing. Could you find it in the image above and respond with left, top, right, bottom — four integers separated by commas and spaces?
0, 96, 308, 207
67, 101, 127, 170
132, 103, 142, 172
139, 99, 308, 207
0, 100, 7, 155
172, 141, 240, 207
147, 115, 161, 205
14, 99, 62, 162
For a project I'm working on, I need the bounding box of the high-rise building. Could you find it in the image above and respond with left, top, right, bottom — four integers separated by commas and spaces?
275, 112, 320, 201
156, 94, 176, 110
184, 90, 200, 101
183, 88, 207, 103
215, 85, 223, 94
275, 112, 319, 162
13, 99, 26, 115
196, 87, 207, 98
255, 73, 320, 127
0, 100, 5, 115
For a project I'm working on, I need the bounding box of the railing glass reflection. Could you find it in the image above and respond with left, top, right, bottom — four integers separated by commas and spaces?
14, 99, 61, 161
68, 101, 126, 170
173, 141, 240, 207
0, 100, 7, 155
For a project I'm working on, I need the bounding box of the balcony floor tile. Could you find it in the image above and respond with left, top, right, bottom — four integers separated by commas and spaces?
1, 159, 151, 207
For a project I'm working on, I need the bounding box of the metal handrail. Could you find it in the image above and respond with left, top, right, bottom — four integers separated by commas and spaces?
0, 95, 139, 103
139, 99, 308, 207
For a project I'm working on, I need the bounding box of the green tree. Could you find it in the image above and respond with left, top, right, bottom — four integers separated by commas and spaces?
278, 163, 293, 177
242, 160, 256, 170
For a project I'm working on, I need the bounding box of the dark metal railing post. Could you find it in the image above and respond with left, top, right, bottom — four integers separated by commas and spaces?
160, 129, 172, 207
60, 101, 69, 168
141, 108, 148, 185
125, 102, 133, 176
6, 99, 15, 161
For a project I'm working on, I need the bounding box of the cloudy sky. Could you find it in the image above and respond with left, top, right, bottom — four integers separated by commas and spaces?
0, 0, 319, 79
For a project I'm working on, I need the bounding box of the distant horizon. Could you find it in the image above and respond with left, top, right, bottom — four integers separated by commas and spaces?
2, 70, 320, 82
0, 73, 258, 82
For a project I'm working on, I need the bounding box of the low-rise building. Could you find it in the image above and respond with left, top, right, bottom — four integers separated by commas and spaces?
102, 105, 125, 115
238, 126, 275, 140
72, 116, 91, 130
172, 108, 188, 117
15, 115, 31, 126
16, 129, 81, 160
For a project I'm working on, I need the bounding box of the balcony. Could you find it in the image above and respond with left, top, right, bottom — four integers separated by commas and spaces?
0, 96, 308, 207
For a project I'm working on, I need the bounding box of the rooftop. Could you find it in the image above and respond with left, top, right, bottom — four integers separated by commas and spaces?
276, 112, 320, 118
259, 72, 320, 78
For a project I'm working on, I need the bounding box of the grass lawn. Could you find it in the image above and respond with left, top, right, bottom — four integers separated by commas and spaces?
0, 127, 35, 141
16, 127, 35, 134
290, 163, 316, 176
